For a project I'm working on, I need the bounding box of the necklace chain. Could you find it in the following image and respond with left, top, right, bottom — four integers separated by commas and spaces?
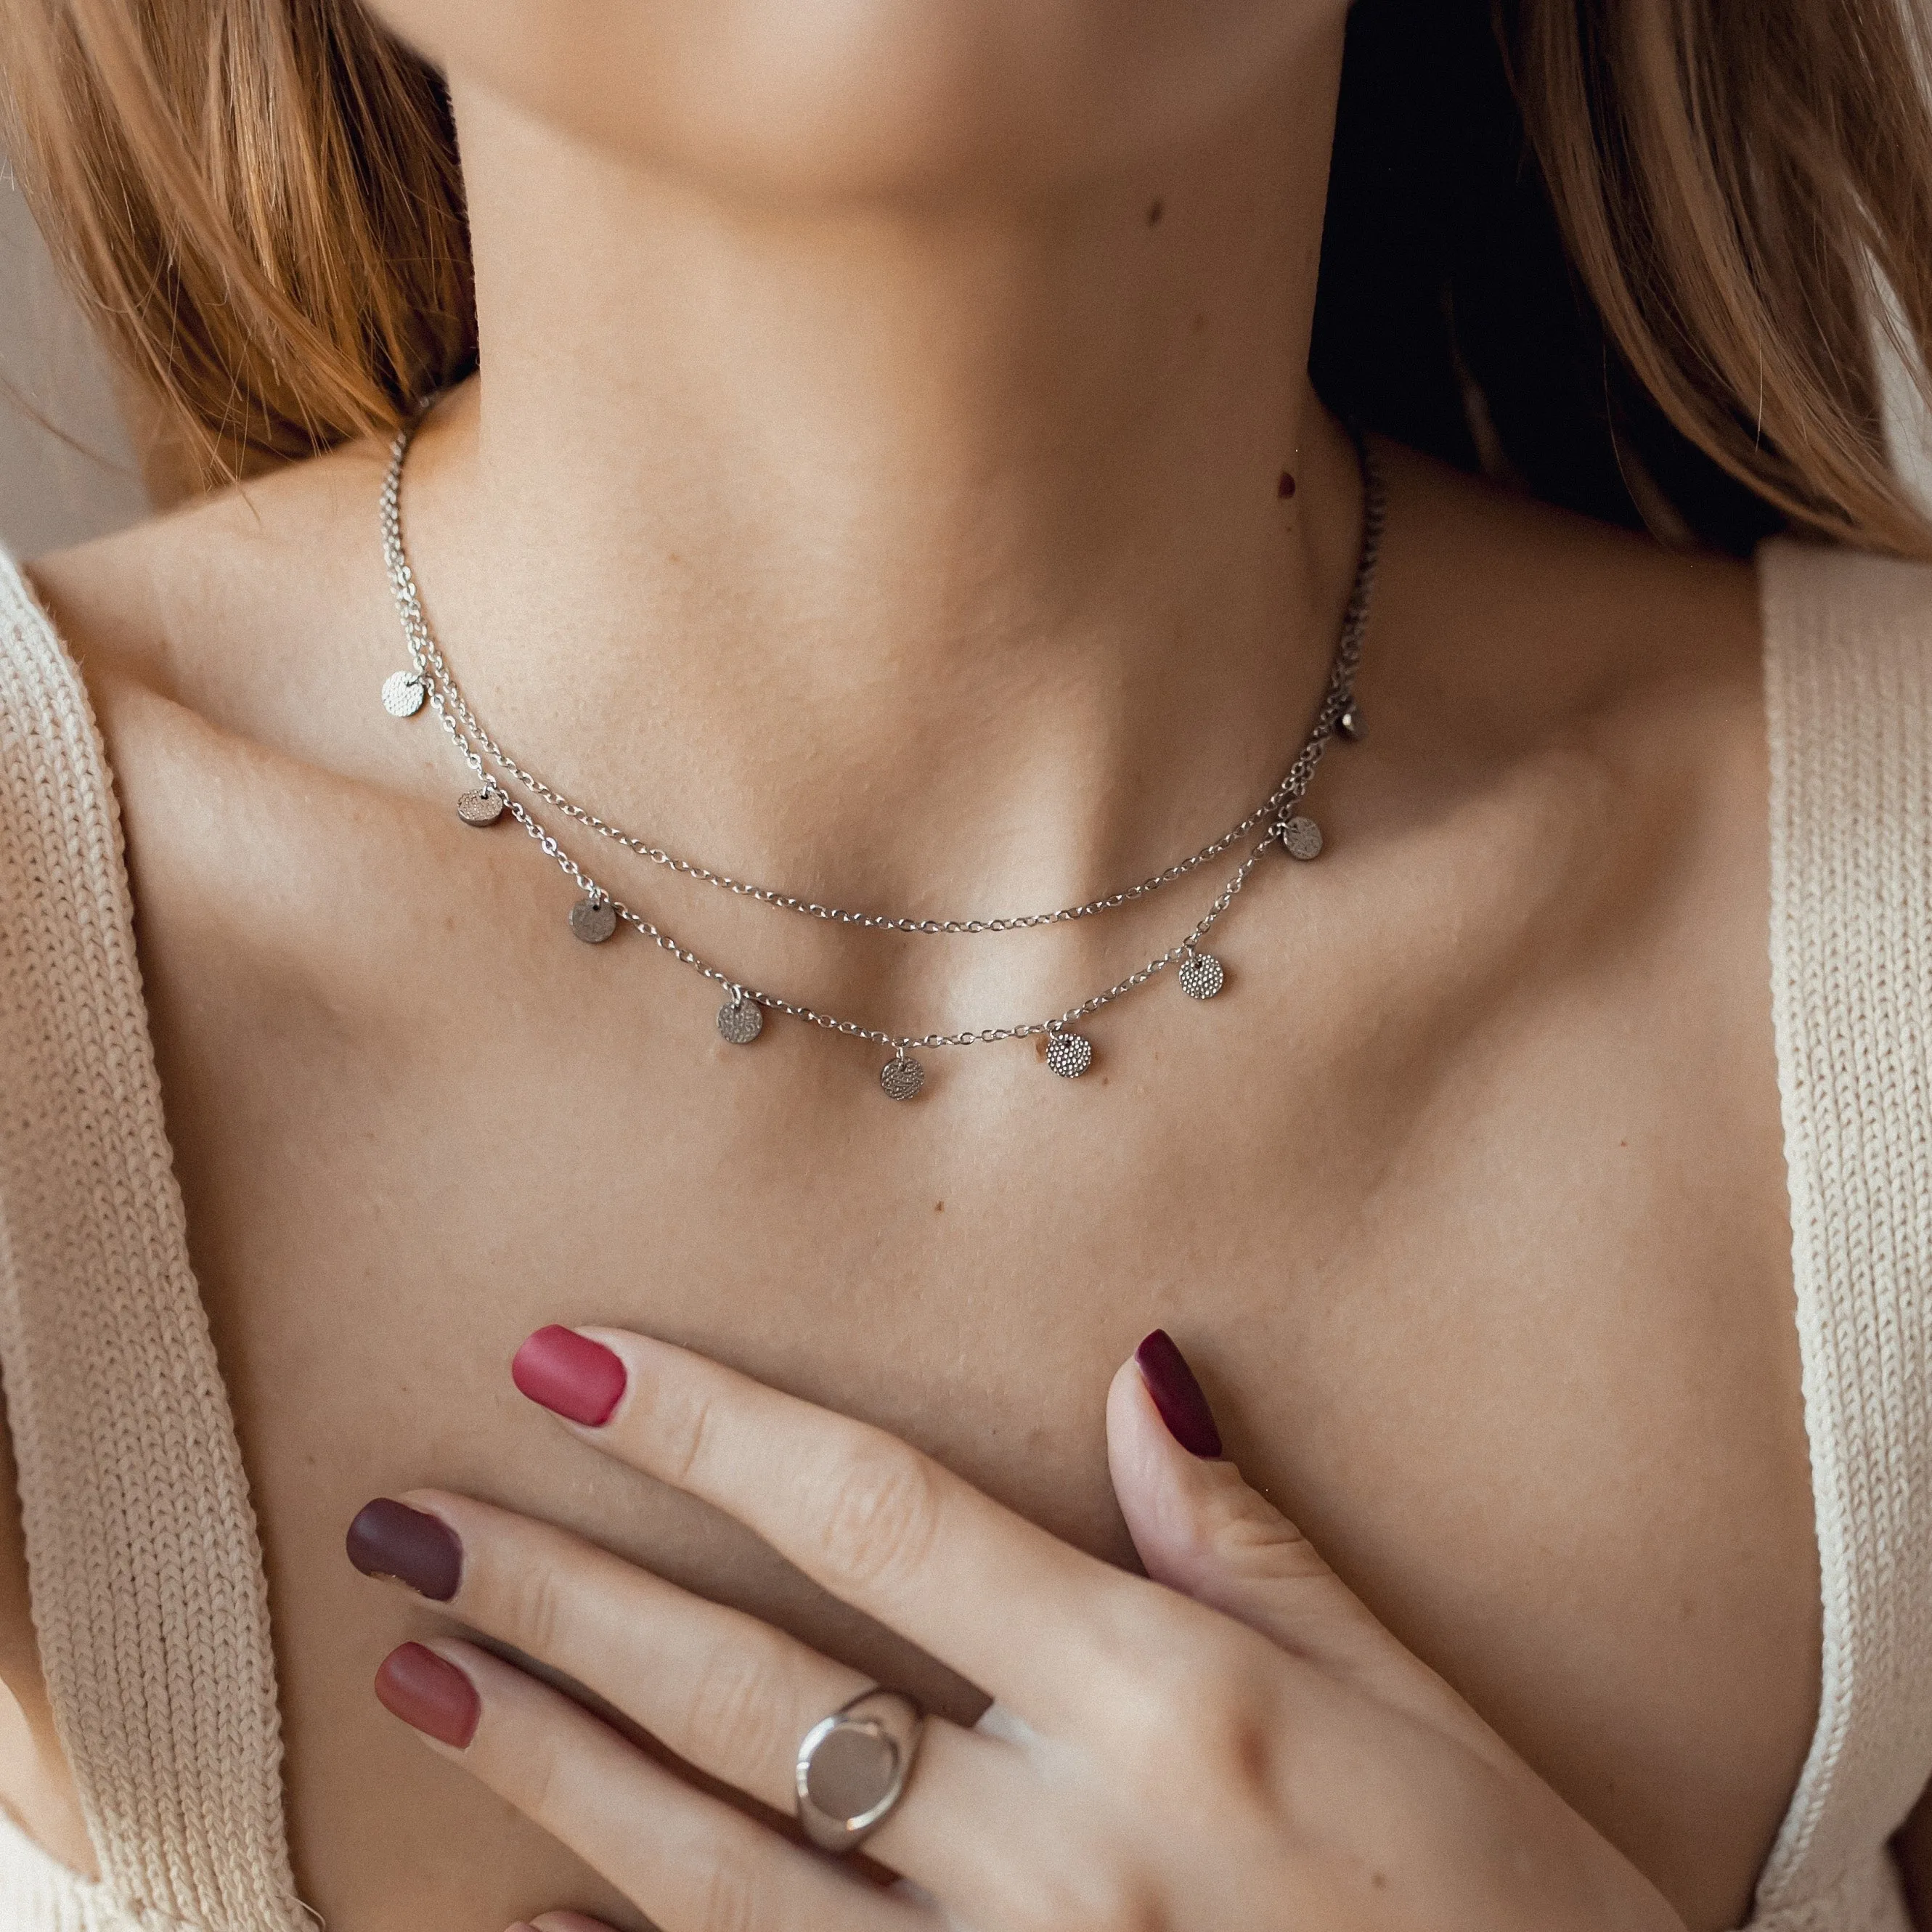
384, 455, 1376, 936
378, 417, 1385, 1083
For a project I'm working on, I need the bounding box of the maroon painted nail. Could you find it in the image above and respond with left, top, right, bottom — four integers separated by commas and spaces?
375, 1642, 479, 1748
512, 1325, 627, 1426
1136, 1329, 1223, 1459
346, 1499, 463, 1601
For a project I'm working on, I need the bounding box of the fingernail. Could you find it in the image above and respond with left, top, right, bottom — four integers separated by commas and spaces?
1135, 1329, 1223, 1459
512, 1325, 627, 1426
346, 1499, 463, 1601
375, 1642, 479, 1748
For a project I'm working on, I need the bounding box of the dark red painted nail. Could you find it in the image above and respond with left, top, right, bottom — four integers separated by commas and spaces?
512, 1325, 627, 1426
375, 1642, 479, 1748
346, 1499, 462, 1601
1136, 1329, 1223, 1459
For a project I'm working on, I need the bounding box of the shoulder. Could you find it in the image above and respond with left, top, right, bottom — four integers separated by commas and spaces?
1382, 441, 1932, 761
1374, 441, 1765, 744
1359, 443, 1772, 913
23, 431, 394, 742
17, 433, 414, 992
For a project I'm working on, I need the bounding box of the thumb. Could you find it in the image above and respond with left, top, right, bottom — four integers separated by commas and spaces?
1107, 1333, 1503, 1753
1107, 1331, 1382, 1671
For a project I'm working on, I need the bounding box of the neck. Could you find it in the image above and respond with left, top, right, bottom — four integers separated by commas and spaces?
399, 36, 1361, 911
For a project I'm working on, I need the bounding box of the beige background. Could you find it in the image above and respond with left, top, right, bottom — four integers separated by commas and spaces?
0, 168, 149, 561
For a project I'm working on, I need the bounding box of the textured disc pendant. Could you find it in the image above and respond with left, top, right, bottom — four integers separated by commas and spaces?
456, 786, 505, 826
717, 993, 764, 1045
1337, 701, 1366, 743
569, 895, 618, 944
1280, 815, 1324, 861
1046, 1030, 1093, 1079
880, 1053, 926, 1101
381, 669, 426, 717
1178, 950, 1226, 1000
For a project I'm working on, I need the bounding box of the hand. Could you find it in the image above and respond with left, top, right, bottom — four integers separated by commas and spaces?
346, 1325, 1684, 1932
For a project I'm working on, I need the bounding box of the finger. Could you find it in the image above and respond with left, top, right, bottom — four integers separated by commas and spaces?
353, 1488, 1014, 1898
376, 1638, 933, 1932
510, 1326, 1141, 1721
1106, 1335, 1517, 1762
1106, 1335, 1372, 1660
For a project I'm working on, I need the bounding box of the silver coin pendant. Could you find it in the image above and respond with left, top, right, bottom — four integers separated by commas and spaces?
880, 1053, 926, 1101
717, 995, 765, 1046
1178, 951, 1226, 1000
456, 786, 505, 826
381, 669, 426, 718
1280, 815, 1324, 862
1046, 1030, 1093, 1079
569, 896, 618, 944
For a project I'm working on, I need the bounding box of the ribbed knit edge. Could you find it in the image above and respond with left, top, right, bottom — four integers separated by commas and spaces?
1750, 539, 1932, 1928
1748, 1851, 1912, 1932
0, 556, 307, 1932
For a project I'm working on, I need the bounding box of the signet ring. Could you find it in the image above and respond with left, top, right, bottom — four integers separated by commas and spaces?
794, 1686, 926, 1854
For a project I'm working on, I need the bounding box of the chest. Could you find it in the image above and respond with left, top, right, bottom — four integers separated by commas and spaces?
121, 720, 1818, 1932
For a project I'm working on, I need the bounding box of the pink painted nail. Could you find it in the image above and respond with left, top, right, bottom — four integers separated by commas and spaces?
512, 1325, 627, 1426
375, 1642, 479, 1748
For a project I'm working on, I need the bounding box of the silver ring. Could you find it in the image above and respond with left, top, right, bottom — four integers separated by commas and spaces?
794, 1687, 925, 1854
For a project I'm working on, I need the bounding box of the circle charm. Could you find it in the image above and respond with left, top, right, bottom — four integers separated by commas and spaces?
717, 995, 764, 1045
569, 896, 618, 944
1337, 701, 1366, 743
1178, 951, 1226, 1000
456, 786, 505, 826
879, 1053, 925, 1101
380, 669, 426, 718
1046, 1030, 1093, 1079
1280, 815, 1324, 861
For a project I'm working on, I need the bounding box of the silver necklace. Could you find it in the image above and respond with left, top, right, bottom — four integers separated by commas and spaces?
376, 421, 1384, 1099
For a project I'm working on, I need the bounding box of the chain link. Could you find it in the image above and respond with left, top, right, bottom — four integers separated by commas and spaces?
380, 422, 1385, 1059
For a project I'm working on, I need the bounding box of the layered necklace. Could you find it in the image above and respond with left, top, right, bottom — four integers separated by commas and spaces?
376, 417, 1384, 1100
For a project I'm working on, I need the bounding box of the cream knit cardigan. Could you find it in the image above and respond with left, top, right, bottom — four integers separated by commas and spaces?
0, 544, 1926, 1931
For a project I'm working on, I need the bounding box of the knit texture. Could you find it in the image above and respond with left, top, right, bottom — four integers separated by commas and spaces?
1749, 542, 1932, 1930
0, 541, 1924, 1929
0, 561, 307, 1932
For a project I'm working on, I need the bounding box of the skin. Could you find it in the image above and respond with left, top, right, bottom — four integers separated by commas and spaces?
356, 1325, 1686, 1931
0, 0, 1912, 1923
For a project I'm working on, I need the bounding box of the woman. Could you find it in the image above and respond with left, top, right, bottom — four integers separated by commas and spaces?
0, 1, 1926, 1928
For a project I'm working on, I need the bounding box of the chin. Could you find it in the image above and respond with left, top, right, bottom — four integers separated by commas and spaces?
367, 0, 1337, 200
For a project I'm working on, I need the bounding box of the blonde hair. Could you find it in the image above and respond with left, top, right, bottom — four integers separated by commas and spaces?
4, 0, 1932, 555
0, 0, 470, 475
1518, 0, 1932, 553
